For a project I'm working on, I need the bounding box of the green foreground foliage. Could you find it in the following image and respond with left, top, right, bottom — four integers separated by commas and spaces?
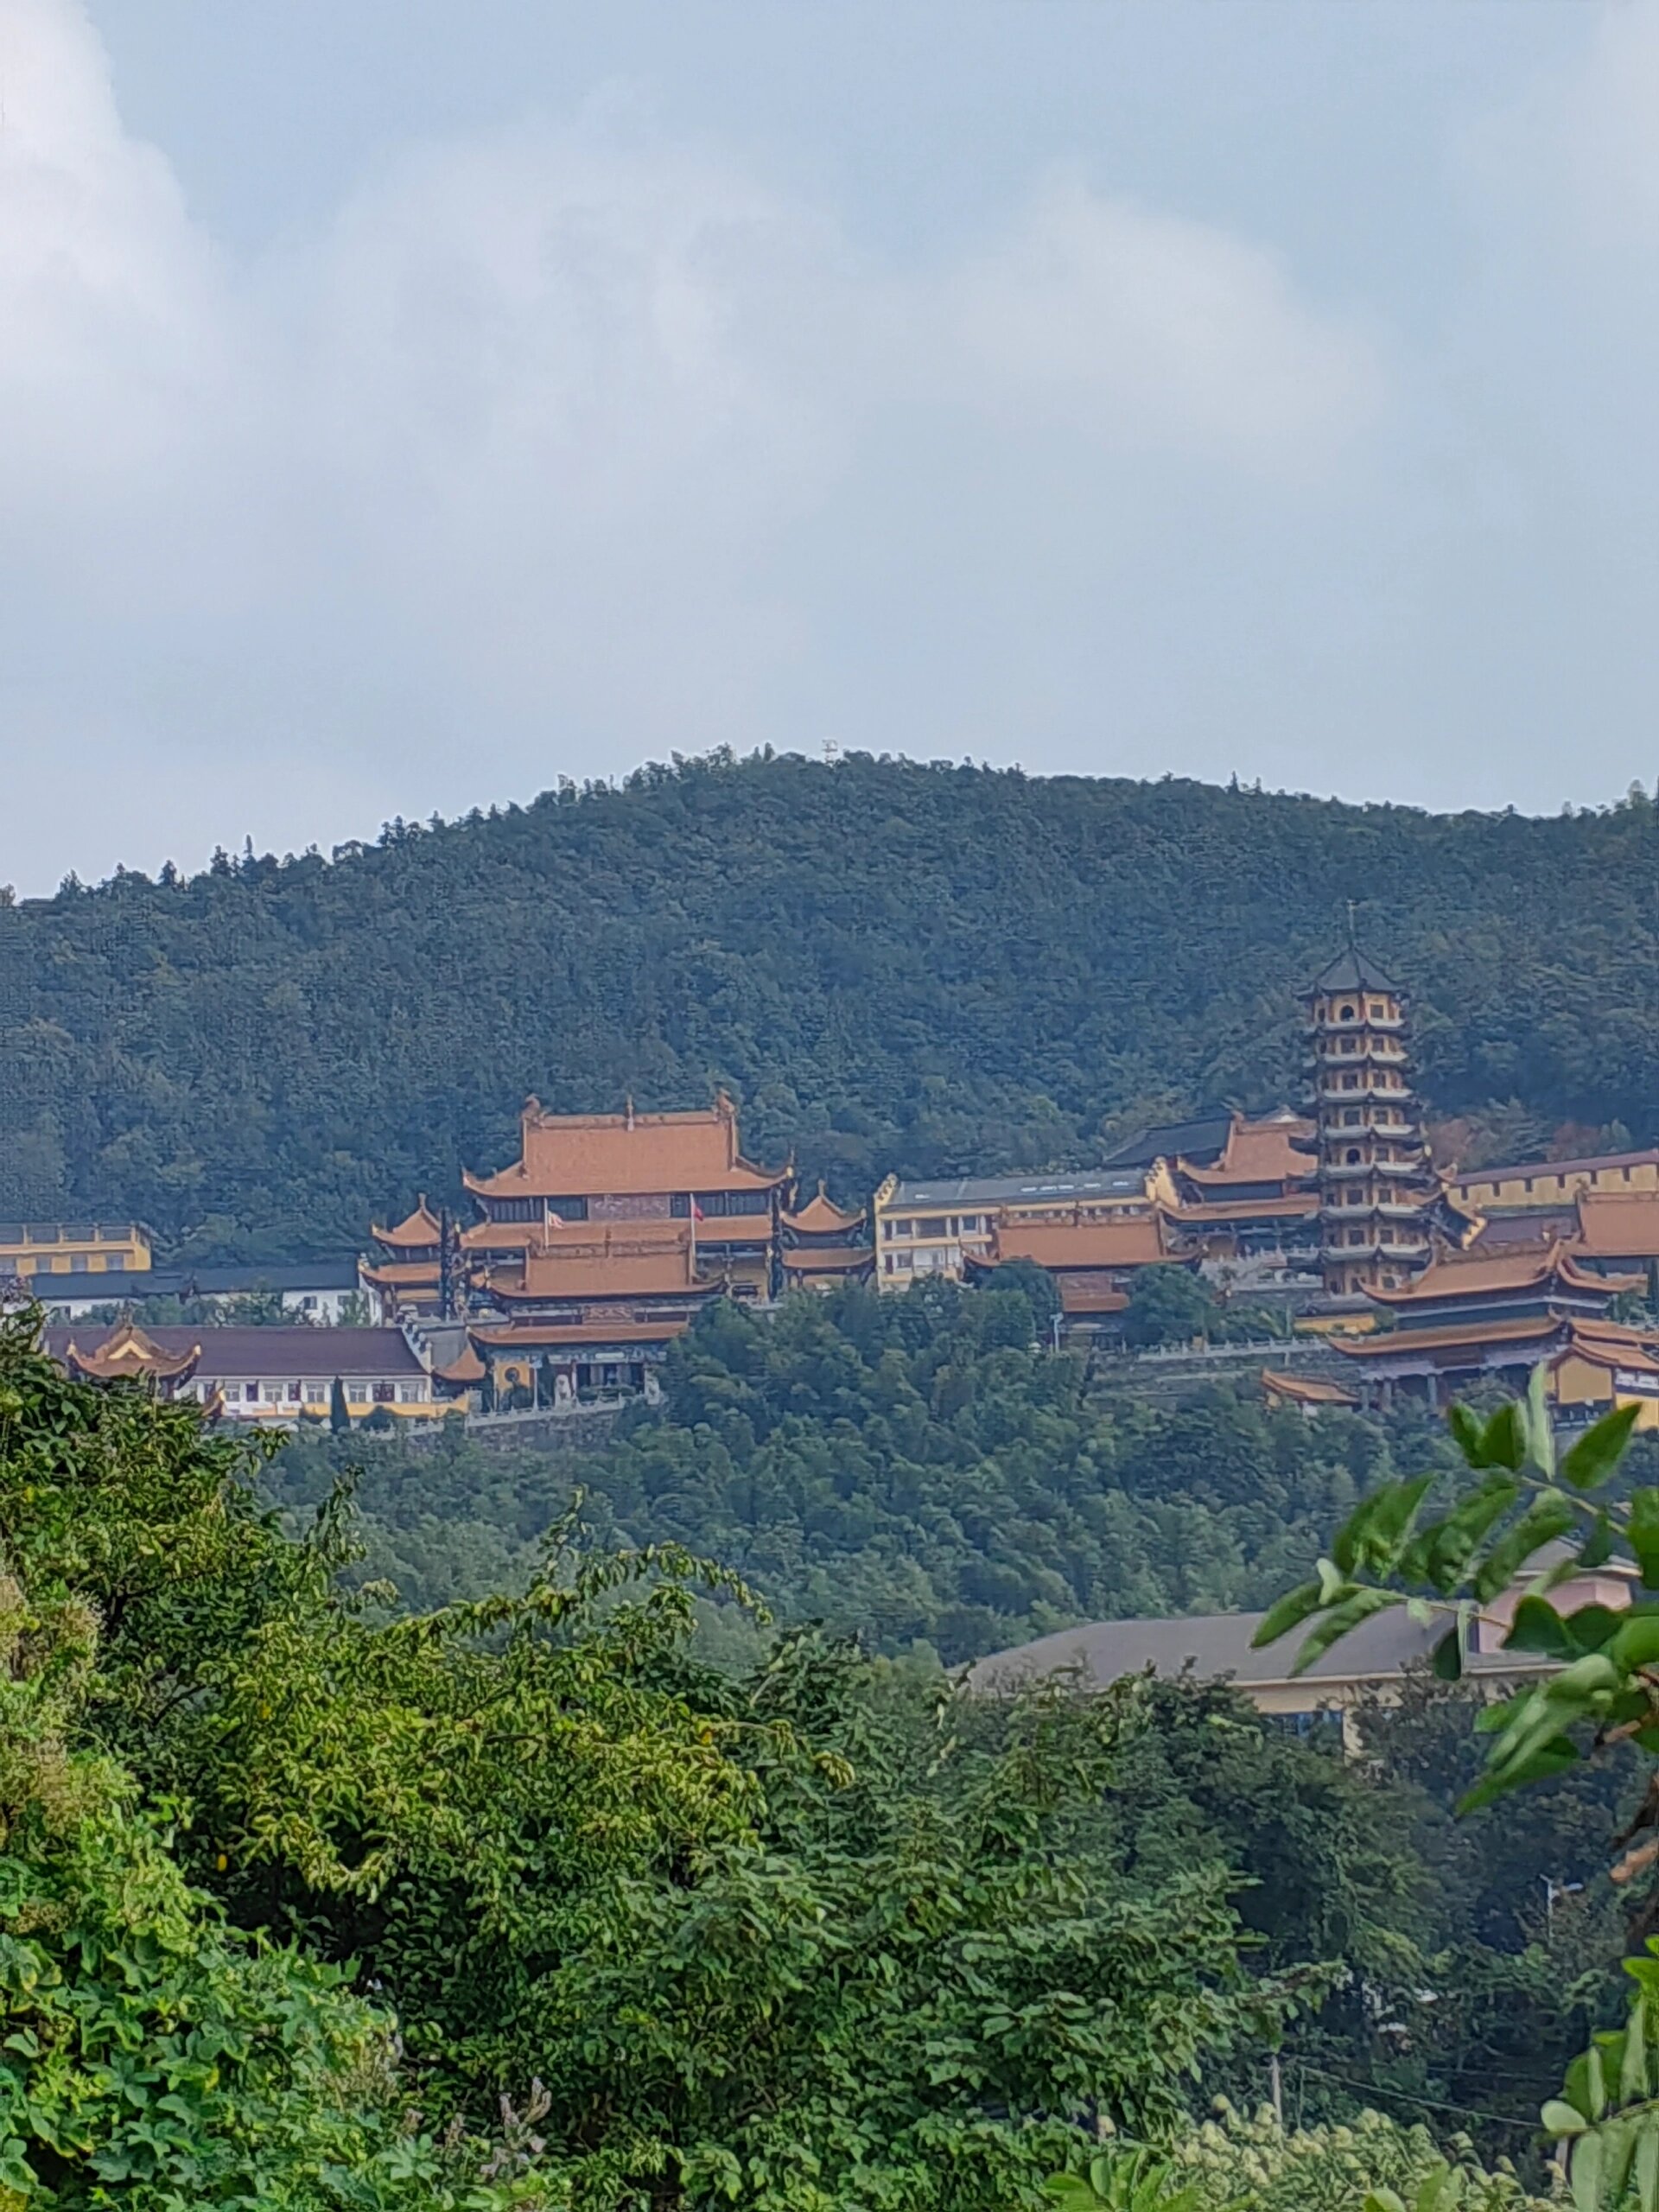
1266, 1376, 1659, 2209
0, 1304, 1296, 2208
7, 753, 1659, 1255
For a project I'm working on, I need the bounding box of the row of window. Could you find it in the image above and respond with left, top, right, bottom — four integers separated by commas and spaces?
880, 1214, 988, 1241
200, 1379, 429, 1405
882, 1249, 962, 1274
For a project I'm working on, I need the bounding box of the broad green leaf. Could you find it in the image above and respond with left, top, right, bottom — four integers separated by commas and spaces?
1471, 1401, 1527, 1471
1611, 1611, 1659, 1674
1544, 2101, 1591, 2139
1289, 1587, 1403, 1676
1636, 2120, 1659, 2212
1561, 1402, 1643, 1491
1459, 1733, 1580, 1813
1446, 1403, 1483, 1461
1631, 1493, 1659, 1589
1572, 2126, 1603, 2212
1400, 1476, 1521, 1592
1624, 1996, 1649, 2104
1530, 1365, 1558, 1478
1252, 1580, 1325, 1651
1560, 1605, 1626, 1656
1503, 1595, 1573, 1658
1472, 1496, 1579, 1603
1332, 1474, 1436, 1575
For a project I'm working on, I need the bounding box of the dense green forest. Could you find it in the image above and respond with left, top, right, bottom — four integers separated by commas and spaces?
0, 1302, 1627, 2203
4, 752, 1659, 1256
269, 1281, 1458, 1661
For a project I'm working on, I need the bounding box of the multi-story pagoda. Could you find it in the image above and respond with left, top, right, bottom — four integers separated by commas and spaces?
779, 1185, 874, 1292
1300, 938, 1452, 1298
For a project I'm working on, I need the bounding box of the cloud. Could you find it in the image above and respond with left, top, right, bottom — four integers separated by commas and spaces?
940, 169, 1382, 467
0, 0, 1385, 891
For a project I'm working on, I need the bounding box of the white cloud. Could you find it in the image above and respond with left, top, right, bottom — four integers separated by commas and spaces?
940, 168, 1382, 467
0, 0, 1386, 890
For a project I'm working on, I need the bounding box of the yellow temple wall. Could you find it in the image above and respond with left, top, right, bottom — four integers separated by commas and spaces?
1456, 1160, 1659, 1211
0, 1224, 152, 1277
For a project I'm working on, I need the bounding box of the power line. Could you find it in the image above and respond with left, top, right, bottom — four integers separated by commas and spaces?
1287, 2059, 1539, 2135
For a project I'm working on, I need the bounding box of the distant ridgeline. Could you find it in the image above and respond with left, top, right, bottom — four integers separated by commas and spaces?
4, 752, 1659, 1257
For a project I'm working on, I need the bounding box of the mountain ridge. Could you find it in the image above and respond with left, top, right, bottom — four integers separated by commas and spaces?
3, 750, 1656, 1257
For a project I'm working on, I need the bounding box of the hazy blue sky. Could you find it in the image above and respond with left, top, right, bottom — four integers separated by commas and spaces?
2, 1, 1652, 890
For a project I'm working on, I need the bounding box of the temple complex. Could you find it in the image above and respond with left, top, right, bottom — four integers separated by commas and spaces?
45, 1320, 442, 1427
965, 1212, 1190, 1329
1330, 1243, 1659, 1419
362, 1095, 795, 1404
780, 1185, 874, 1290
1168, 1109, 1320, 1260
1300, 942, 1465, 1297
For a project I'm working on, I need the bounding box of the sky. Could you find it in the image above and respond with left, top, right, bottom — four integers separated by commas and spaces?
1, 0, 1656, 893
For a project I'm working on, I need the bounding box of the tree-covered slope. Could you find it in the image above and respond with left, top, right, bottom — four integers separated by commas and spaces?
5, 750, 1659, 1255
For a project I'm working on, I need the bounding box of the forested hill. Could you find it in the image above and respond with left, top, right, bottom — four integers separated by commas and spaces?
4, 751, 1659, 1257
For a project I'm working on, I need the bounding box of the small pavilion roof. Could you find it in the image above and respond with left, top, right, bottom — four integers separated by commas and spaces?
62, 1318, 200, 1385
464, 1093, 787, 1201
372, 1198, 442, 1249
1262, 1370, 1360, 1408
1302, 944, 1402, 997
783, 1183, 867, 1236
458, 1220, 540, 1253
1182, 1115, 1318, 1189
359, 1259, 441, 1290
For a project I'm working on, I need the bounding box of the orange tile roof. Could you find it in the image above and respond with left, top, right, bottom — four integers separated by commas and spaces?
782, 1245, 874, 1274
1182, 1115, 1318, 1189
371, 1197, 442, 1250
434, 1343, 486, 1385
1555, 1322, 1659, 1376
470, 1318, 692, 1349
990, 1217, 1172, 1270
1058, 1281, 1131, 1314
1173, 1193, 1321, 1224
782, 1184, 867, 1236
459, 1221, 539, 1252
1334, 1315, 1566, 1358
464, 1093, 787, 1201
483, 1226, 715, 1303
1573, 1192, 1659, 1260
63, 1319, 200, 1384
691, 1218, 775, 1245
1262, 1369, 1359, 1407
359, 1260, 441, 1288
1367, 1244, 1637, 1305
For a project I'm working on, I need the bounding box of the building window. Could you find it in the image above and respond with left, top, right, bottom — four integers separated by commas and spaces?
288, 1382, 303, 1402
70, 1254, 88, 1273
891, 1218, 914, 1238
1338, 1003, 1357, 1021
105, 1254, 125, 1274
897, 1253, 912, 1271
1345, 1147, 1361, 1165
